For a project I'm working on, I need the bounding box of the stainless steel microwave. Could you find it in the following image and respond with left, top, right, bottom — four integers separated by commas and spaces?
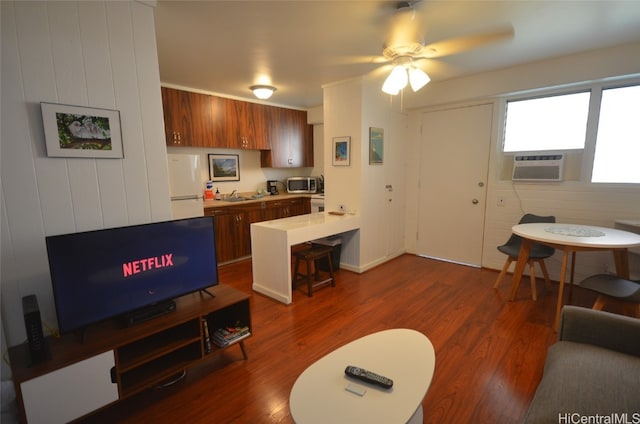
286, 177, 317, 194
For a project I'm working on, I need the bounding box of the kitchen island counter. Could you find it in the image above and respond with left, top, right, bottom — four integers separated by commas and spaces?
251, 212, 360, 303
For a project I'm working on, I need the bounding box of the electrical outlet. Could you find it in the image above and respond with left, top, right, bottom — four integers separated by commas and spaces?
497, 197, 506, 207
338, 204, 346, 212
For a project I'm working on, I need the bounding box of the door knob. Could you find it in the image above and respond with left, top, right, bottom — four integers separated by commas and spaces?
472, 199, 479, 204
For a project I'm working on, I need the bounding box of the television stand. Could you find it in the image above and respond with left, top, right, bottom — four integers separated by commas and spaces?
120, 299, 177, 328
155, 369, 187, 389
8, 284, 251, 423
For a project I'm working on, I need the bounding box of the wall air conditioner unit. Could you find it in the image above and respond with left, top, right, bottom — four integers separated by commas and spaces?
512, 154, 564, 182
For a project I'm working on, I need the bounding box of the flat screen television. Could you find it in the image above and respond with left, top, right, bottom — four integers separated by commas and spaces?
45, 216, 218, 334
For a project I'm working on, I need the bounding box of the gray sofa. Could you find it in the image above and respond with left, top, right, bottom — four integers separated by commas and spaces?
524, 305, 640, 423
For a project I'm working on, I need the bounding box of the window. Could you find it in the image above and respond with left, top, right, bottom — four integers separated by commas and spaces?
503, 92, 591, 152
591, 85, 640, 183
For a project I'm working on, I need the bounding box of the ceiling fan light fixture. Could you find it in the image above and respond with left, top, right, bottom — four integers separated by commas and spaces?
382, 65, 408, 95
408, 67, 430, 92
250, 85, 276, 100
382, 84, 400, 96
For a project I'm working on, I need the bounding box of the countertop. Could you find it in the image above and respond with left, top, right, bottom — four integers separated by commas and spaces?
204, 193, 314, 208
251, 211, 358, 233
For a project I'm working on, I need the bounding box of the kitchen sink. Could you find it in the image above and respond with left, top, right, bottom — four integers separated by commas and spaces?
226, 197, 252, 202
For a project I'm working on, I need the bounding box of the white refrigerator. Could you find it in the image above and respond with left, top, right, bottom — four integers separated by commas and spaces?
167, 154, 204, 219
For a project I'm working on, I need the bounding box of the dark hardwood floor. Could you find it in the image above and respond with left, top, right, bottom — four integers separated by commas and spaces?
84, 254, 598, 423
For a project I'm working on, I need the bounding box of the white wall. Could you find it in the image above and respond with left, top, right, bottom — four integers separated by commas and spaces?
405, 42, 640, 283
166, 146, 316, 196
359, 78, 407, 269
323, 78, 407, 271
0, 0, 170, 368
323, 80, 363, 269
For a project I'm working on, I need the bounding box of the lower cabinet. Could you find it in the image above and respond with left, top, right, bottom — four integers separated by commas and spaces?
266, 197, 309, 219
206, 197, 310, 264
20, 351, 118, 424
9, 285, 251, 423
205, 204, 262, 263
206, 207, 248, 263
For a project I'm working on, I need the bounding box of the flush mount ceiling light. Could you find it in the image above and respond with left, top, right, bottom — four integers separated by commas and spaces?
250, 85, 276, 100
381, 57, 430, 95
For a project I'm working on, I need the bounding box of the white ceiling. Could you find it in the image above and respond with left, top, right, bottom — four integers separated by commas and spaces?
154, 1, 640, 109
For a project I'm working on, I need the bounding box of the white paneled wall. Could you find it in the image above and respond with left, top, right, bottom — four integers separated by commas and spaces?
484, 181, 640, 283
0, 0, 171, 364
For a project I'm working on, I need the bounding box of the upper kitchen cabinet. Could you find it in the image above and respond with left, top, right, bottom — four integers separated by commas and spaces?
260, 107, 313, 168
161, 87, 223, 147
222, 98, 270, 150
161, 87, 313, 165
162, 87, 268, 149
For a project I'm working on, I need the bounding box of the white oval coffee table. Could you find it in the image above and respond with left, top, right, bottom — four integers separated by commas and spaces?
289, 328, 435, 424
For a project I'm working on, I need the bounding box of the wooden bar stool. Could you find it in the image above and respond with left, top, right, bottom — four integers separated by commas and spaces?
292, 245, 335, 297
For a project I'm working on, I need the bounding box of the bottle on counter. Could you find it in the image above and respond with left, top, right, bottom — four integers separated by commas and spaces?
204, 180, 214, 200
215, 188, 222, 200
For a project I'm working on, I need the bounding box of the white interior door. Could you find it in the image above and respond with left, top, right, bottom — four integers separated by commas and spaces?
416, 104, 493, 266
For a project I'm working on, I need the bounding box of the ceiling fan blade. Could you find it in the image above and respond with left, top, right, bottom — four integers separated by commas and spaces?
413, 58, 466, 80
421, 26, 514, 58
325, 54, 390, 67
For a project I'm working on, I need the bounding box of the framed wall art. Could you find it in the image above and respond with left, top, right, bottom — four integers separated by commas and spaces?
369, 127, 384, 165
332, 136, 351, 166
41, 102, 123, 158
209, 154, 240, 182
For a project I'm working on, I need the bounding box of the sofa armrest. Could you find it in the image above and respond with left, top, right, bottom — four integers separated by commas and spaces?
558, 305, 640, 357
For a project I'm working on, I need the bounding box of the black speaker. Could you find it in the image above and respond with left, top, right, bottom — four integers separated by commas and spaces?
22, 295, 49, 365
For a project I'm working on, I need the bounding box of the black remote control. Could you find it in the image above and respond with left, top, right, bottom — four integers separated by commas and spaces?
344, 365, 393, 389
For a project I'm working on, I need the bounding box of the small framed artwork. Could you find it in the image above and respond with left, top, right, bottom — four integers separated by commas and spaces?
209, 154, 240, 182
41, 102, 123, 158
332, 136, 351, 166
369, 127, 384, 165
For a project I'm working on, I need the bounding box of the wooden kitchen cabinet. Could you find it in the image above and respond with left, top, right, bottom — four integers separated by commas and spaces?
205, 206, 250, 263
266, 197, 309, 219
162, 87, 192, 146
161, 87, 312, 162
161, 87, 223, 147
222, 99, 270, 150
261, 107, 314, 168
206, 197, 310, 263
205, 202, 266, 263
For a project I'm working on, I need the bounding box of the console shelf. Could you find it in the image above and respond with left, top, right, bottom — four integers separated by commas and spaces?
9, 284, 251, 424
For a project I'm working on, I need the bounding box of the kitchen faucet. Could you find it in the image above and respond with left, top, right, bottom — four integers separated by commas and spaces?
230, 189, 238, 199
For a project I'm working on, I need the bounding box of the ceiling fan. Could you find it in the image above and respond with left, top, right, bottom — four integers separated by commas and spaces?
375, 1, 514, 95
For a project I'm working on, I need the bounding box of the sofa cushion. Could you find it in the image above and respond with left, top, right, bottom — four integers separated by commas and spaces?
524, 341, 640, 423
